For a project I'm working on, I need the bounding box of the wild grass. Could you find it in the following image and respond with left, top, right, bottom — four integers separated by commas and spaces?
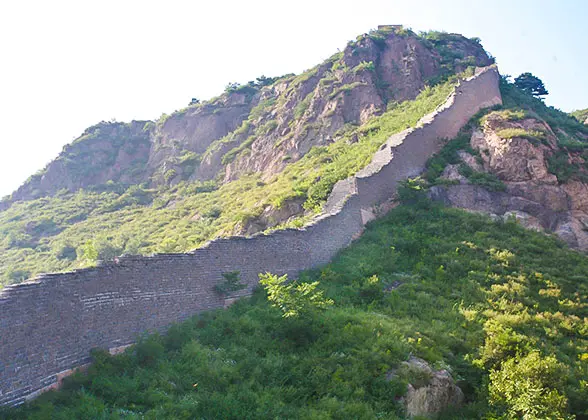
495, 127, 548, 145
3, 205, 586, 419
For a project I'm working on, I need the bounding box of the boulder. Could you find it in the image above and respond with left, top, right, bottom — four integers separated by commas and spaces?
395, 357, 464, 418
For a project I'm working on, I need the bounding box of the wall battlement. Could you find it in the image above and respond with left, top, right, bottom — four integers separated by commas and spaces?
0, 66, 502, 406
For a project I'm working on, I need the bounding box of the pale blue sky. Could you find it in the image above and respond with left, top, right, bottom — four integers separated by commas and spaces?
0, 0, 586, 197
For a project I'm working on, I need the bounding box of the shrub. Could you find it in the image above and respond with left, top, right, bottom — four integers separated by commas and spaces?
203, 207, 222, 219
294, 93, 313, 119
221, 135, 256, 165
397, 177, 429, 205
489, 352, 570, 419
5, 268, 31, 282
459, 165, 506, 192
352, 61, 375, 74
213, 271, 246, 296
329, 82, 366, 99
135, 335, 165, 367
56, 243, 77, 260
547, 151, 578, 183
259, 272, 333, 318
256, 119, 278, 136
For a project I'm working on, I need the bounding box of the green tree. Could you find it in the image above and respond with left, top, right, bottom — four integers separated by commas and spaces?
214, 271, 246, 296
79, 240, 99, 262
514, 72, 549, 98
259, 272, 333, 318
489, 351, 571, 419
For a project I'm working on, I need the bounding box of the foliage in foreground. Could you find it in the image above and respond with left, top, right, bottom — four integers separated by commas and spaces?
3, 205, 586, 419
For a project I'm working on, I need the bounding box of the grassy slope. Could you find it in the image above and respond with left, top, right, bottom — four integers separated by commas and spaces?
0, 81, 454, 287
3, 204, 586, 419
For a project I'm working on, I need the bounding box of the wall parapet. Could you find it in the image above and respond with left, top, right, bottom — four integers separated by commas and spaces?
0, 66, 502, 406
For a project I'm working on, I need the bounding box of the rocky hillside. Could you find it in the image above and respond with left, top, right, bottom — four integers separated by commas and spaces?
7, 121, 152, 205
427, 77, 588, 249
0, 27, 495, 285
2, 27, 491, 205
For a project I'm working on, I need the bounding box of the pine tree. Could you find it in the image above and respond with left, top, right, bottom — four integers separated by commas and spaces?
514, 72, 549, 98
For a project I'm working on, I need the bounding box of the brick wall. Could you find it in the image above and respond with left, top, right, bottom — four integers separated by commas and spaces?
0, 66, 501, 406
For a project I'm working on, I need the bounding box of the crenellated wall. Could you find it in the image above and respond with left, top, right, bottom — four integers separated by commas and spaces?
0, 66, 501, 406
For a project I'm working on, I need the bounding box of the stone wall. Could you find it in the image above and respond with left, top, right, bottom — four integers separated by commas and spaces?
0, 66, 501, 407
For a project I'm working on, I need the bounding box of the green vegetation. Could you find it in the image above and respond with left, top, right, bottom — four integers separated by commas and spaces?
495, 127, 548, 145
352, 61, 376, 74
571, 108, 588, 123
458, 164, 506, 192
426, 76, 588, 189
221, 136, 256, 165
496, 77, 588, 182
329, 82, 368, 99
423, 126, 506, 193
424, 132, 473, 183
514, 72, 549, 98
547, 150, 588, 184
488, 108, 529, 122
249, 98, 276, 121
213, 271, 246, 296
293, 92, 313, 119
3, 205, 586, 419
500, 76, 588, 146
0, 80, 455, 286
418, 31, 486, 86
259, 272, 333, 319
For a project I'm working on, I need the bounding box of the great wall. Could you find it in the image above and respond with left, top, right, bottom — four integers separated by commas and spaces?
0, 65, 502, 406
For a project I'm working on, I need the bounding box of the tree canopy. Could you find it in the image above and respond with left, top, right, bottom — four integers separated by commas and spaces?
514, 72, 549, 98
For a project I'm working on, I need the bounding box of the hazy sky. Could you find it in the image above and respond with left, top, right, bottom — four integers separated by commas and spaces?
0, 0, 586, 197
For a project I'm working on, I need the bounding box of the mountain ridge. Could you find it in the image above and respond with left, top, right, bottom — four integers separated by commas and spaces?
1, 27, 491, 207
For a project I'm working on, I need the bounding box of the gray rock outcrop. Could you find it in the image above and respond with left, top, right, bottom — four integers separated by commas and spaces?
397, 357, 464, 418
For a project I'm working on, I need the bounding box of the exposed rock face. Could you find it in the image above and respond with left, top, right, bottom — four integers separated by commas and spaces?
471, 113, 558, 183
9, 121, 151, 202
432, 110, 588, 250
148, 95, 255, 184
3, 28, 492, 207
239, 197, 306, 235
400, 357, 464, 418
219, 31, 492, 183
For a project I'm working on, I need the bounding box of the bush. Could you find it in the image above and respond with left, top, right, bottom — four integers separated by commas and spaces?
213, 271, 246, 296
135, 335, 165, 367
459, 165, 506, 192
352, 61, 375, 73
489, 352, 571, 419
397, 177, 429, 205
259, 272, 333, 318
547, 151, 579, 183
5, 268, 31, 282
56, 244, 77, 260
